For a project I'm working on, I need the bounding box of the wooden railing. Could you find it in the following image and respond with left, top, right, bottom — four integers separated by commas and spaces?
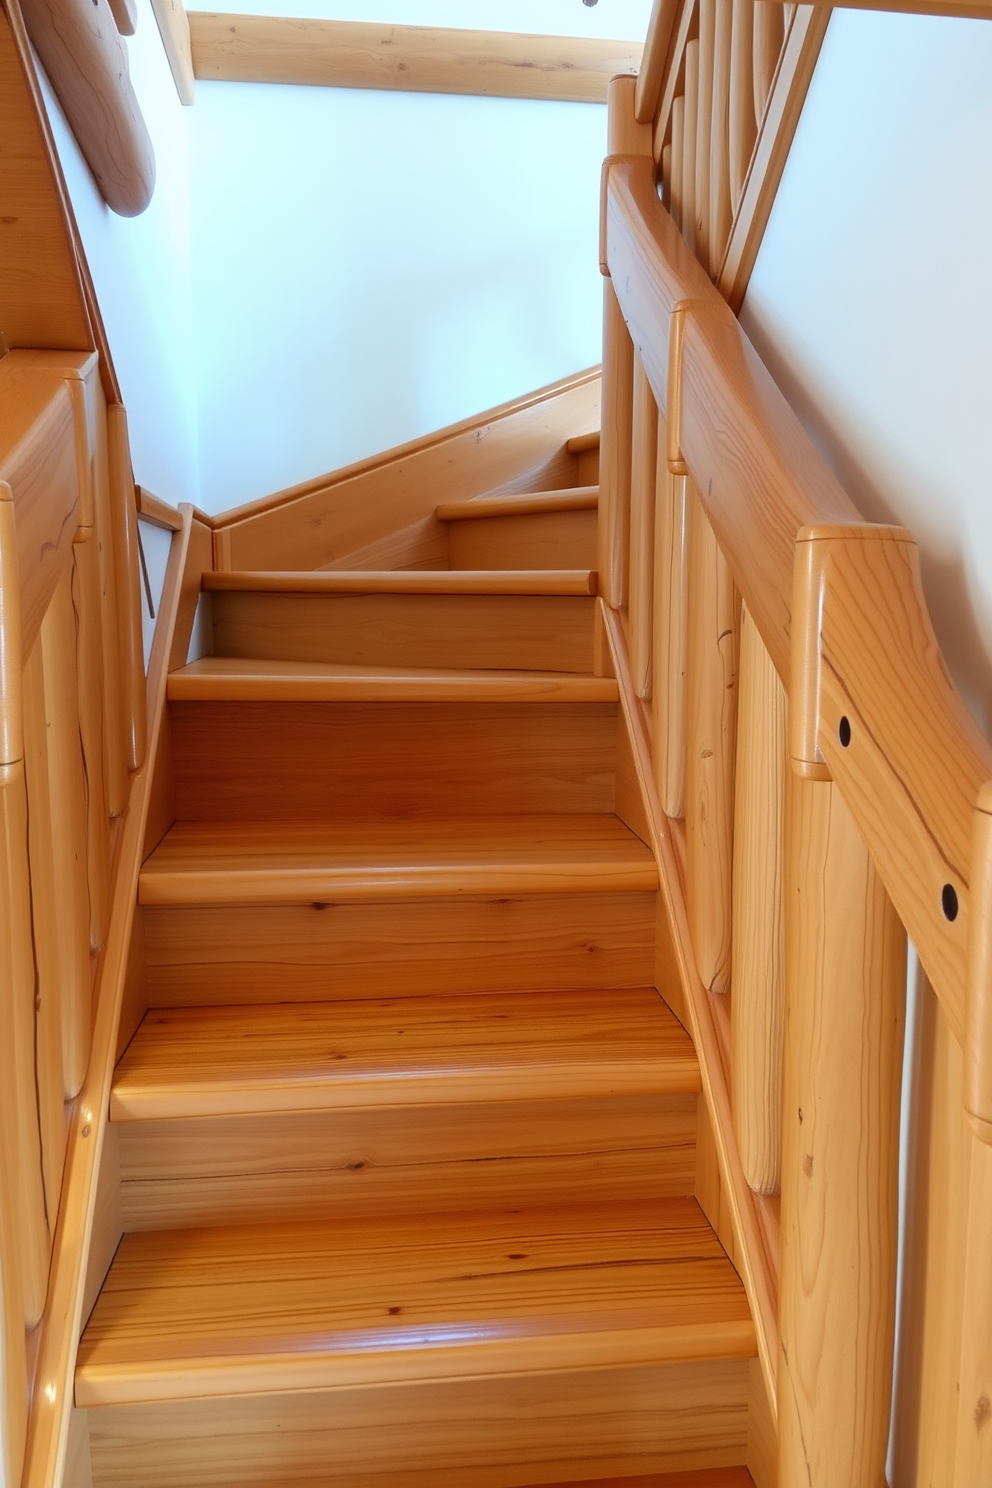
600, 73, 992, 1488
0, 351, 154, 1487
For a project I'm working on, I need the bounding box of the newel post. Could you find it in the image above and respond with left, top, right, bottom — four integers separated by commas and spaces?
598, 75, 652, 610
778, 531, 907, 1486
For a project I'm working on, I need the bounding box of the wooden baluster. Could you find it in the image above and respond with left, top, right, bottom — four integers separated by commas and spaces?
670, 95, 685, 231
728, 0, 756, 216
0, 486, 30, 1484
682, 41, 699, 254
37, 564, 94, 1098
652, 461, 687, 820
629, 355, 658, 698
92, 392, 128, 818
108, 404, 147, 772
695, 0, 714, 267
732, 606, 786, 1192
709, 0, 733, 276
954, 1133, 992, 1485
753, 1, 784, 123
661, 142, 672, 211
73, 537, 112, 951
779, 775, 906, 1487
685, 484, 739, 992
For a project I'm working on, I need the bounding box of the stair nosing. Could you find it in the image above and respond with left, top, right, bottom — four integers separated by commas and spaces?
435, 487, 599, 522
166, 660, 619, 704
204, 569, 598, 596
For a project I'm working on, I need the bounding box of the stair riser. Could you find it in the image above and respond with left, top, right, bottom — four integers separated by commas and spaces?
211, 591, 596, 673
116, 1094, 697, 1231
86, 1359, 748, 1488
143, 892, 657, 1005
171, 701, 619, 820
447, 510, 597, 571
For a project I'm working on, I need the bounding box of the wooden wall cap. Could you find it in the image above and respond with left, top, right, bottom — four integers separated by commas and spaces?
967, 780, 992, 1143
0, 486, 24, 776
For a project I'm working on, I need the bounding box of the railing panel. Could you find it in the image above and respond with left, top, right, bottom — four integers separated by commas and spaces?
780, 775, 905, 1486
629, 354, 658, 696
731, 605, 786, 1193
685, 482, 738, 994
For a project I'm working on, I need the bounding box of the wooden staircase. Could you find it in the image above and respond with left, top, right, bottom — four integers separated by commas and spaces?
78, 460, 758, 1487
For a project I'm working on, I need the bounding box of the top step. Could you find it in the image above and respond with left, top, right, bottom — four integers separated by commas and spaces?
435, 486, 598, 522
204, 569, 597, 596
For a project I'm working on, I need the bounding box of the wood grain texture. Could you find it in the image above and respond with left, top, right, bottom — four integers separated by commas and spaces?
685, 486, 738, 995
694, 0, 715, 268
600, 279, 636, 611
150, 0, 194, 104
682, 40, 700, 256
436, 487, 599, 522
91, 387, 127, 820
652, 467, 688, 818
708, 0, 733, 275
728, 0, 756, 212
670, 96, 685, 231
113, 989, 698, 1122
751, 2, 784, 121
76, 1198, 753, 1406
213, 370, 600, 573
170, 699, 618, 820
211, 590, 596, 675
205, 568, 597, 596
746, 1356, 777, 1488
779, 777, 905, 1488
107, 407, 146, 772
117, 1092, 698, 1231
143, 891, 657, 1005
138, 815, 660, 907
81, 1123, 122, 1329
447, 509, 598, 572
135, 487, 182, 532
731, 608, 786, 1194
0, 490, 22, 780
86, 1360, 749, 1488
18, 0, 154, 216
630, 355, 659, 698
72, 539, 112, 952
190, 13, 641, 101
954, 1132, 992, 1483
168, 658, 619, 704
635, 0, 683, 121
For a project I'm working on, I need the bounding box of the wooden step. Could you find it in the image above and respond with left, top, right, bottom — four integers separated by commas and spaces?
167, 658, 619, 703
76, 1198, 754, 1407
138, 816, 659, 907
204, 569, 597, 595
566, 431, 600, 455
435, 486, 598, 521
113, 991, 700, 1230
112, 990, 699, 1121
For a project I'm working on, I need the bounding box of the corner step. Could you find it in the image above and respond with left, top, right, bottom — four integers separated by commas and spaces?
167, 658, 619, 703
138, 816, 659, 907
111, 989, 699, 1121
76, 1199, 754, 1407
203, 569, 597, 596
435, 486, 598, 521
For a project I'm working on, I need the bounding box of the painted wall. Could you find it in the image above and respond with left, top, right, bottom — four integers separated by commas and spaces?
738, 8, 992, 734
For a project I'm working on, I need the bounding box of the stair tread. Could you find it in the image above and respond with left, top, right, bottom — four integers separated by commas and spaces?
436, 486, 599, 521
75, 1198, 754, 1406
138, 815, 659, 906
111, 988, 700, 1121
167, 657, 619, 703
204, 568, 597, 595
566, 431, 600, 454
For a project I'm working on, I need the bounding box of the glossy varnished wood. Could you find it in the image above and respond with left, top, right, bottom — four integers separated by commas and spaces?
112, 990, 699, 1121
170, 700, 618, 820
204, 568, 598, 596
436, 488, 599, 522
447, 508, 598, 572
168, 658, 619, 704
652, 465, 688, 819
143, 891, 658, 1005
76, 1197, 754, 1406
139, 816, 660, 906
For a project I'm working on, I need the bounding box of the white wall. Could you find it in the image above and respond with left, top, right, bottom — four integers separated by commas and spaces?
37, 0, 200, 506
738, 9, 992, 734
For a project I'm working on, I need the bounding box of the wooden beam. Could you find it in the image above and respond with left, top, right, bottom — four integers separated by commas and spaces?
150, 0, 194, 106
188, 13, 642, 104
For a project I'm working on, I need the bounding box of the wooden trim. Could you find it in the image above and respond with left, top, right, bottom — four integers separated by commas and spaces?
634, 0, 682, 121
167, 659, 620, 704
717, 5, 831, 313
654, 0, 698, 164
136, 488, 183, 532
566, 432, 600, 455
20, 510, 189, 1488
204, 569, 597, 597
106, 0, 136, 36
150, 0, 194, 106
189, 13, 642, 104
18, 0, 155, 217
436, 488, 598, 521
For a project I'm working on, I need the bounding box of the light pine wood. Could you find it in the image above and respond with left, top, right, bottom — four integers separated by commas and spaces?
682, 41, 700, 255
731, 607, 787, 1194
76, 1198, 753, 1406
168, 658, 619, 704
635, 0, 682, 121
86, 1361, 749, 1488
779, 777, 905, 1488
138, 815, 660, 907
149, 0, 194, 104
113, 990, 698, 1121
81, 1123, 123, 1328
685, 486, 738, 995
213, 370, 600, 573
954, 1132, 992, 1484
170, 699, 618, 820
652, 463, 688, 820
106, 0, 135, 33
0, 489, 21, 781
616, 705, 654, 848
107, 406, 146, 772
670, 96, 685, 231
91, 390, 127, 820
728, 0, 756, 212
630, 356, 659, 698
600, 280, 636, 612
117, 1092, 697, 1232
654, 0, 698, 166
205, 568, 597, 596
211, 590, 596, 675
17, 0, 154, 216
447, 509, 598, 572
747, 1356, 778, 1488
694, 0, 715, 268
72, 539, 112, 951
436, 487, 599, 522
566, 432, 600, 456
144, 891, 657, 1006
708, 0, 733, 276
967, 781, 992, 1140
190, 13, 641, 102
135, 487, 182, 532
752, 2, 784, 121
63, 1409, 94, 1488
